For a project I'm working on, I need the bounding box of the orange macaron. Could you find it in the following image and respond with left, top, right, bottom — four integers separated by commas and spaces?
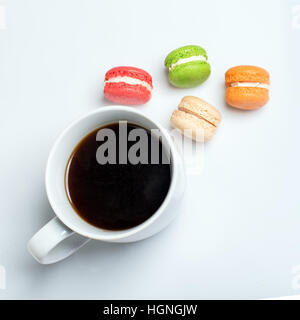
225, 66, 270, 110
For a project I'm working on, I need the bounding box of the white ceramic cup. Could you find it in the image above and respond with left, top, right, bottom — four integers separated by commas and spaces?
27, 106, 185, 264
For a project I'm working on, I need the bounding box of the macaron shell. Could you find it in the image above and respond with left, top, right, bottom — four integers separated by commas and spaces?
171, 110, 216, 141
105, 66, 153, 87
165, 45, 208, 68
225, 65, 270, 86
169, 61, 211, 88
104, 82, 151, 105
179, 96, 221, 126
226, 87, 269, 110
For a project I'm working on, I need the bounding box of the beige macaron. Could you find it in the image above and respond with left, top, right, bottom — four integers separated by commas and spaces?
171, 96, 221, 141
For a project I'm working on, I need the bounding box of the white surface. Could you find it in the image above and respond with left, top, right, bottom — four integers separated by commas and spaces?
0, 0, 298, 299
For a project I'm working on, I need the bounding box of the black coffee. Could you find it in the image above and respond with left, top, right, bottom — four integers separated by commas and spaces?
65, 122, 171, 231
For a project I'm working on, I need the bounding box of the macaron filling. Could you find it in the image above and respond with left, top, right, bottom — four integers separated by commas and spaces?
178, 106, 216, 127
169, 56, 208, 71
105, 76, 152, 92
228, 82, 270, 90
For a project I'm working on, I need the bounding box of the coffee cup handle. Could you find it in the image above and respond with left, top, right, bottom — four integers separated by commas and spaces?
27, 217, 90, 264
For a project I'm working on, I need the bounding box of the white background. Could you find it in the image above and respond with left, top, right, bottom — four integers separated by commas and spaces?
0, 0, 298, 299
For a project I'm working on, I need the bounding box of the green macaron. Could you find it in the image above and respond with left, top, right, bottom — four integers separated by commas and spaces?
164, 45, 211, 88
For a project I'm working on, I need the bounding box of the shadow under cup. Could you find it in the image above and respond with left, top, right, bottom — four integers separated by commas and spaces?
46, 107, 176, 241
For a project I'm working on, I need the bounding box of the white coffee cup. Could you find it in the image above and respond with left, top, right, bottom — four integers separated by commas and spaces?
27, 106, 185, 264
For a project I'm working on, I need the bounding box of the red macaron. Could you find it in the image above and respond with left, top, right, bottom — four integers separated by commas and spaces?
104, 66, 153, 105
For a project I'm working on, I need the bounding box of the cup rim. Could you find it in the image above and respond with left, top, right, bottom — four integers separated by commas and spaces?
45, 106, 178, 241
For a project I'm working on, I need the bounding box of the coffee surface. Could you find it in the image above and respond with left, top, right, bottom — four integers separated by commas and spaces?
66, 123, 171, 230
